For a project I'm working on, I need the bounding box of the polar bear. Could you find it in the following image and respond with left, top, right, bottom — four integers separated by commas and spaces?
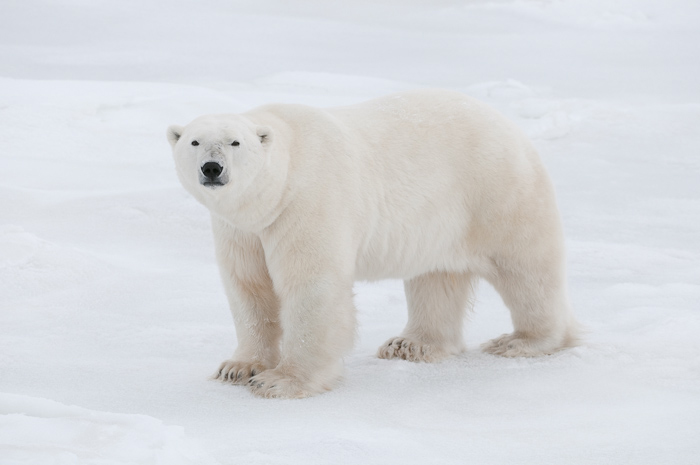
167, 89, 578, 399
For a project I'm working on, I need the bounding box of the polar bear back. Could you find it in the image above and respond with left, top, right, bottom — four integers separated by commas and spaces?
247, 90, 562, 281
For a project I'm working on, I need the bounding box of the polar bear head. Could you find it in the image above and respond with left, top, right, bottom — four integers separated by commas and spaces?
167, 115, 289, 230
167, 114, 272, 193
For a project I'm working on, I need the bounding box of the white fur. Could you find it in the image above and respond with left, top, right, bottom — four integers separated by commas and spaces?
167, 90, 578, 399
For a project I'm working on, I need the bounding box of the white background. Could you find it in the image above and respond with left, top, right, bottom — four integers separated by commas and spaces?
1, 1, 699, 464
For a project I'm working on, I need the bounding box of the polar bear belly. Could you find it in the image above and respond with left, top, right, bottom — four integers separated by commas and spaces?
352, 194, 486, 281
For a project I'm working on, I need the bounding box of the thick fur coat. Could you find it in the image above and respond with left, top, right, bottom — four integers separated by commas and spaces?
167, 90, 578, 398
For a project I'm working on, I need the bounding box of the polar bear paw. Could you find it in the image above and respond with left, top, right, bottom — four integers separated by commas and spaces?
377, 337, 448, 363
481, 333, 555, 357
247, 369, 330, 399
212, 359, 271, 385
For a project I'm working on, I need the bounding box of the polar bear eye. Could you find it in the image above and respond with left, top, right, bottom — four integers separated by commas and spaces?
231, 141, 240, 146
191, 140, 199, 146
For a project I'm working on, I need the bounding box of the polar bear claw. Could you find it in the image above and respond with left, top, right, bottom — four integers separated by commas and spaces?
213, 360, 271, 385
481, 332, 573, 357
247, 369, 330, 399
377, 337, 449, 363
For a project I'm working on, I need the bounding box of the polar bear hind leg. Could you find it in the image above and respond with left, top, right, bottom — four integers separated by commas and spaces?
378, 271, 475, 362
482, 256, 578, 357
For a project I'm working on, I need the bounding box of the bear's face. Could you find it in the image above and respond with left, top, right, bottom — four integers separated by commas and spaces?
167, 116, 272, 203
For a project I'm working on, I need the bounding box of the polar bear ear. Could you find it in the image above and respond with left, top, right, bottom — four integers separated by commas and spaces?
256, 126, 273, 144
167, 125, 184, 148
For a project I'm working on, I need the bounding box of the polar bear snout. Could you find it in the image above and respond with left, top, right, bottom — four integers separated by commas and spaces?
200, 161, 227, 187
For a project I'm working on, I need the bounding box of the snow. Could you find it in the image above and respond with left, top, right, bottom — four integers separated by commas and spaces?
1, 0, 699, 464
0, 393, 218, 465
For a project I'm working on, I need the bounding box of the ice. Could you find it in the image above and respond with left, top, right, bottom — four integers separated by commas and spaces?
1, 0, 699, 464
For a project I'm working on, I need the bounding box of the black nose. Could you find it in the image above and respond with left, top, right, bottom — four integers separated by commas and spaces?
201, 162, 223, 180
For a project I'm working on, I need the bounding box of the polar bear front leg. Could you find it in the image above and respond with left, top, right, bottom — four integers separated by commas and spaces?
378, 271, 475, 362
211, 218, 282, 385
247, 232, 356, 398
247, 276, 356, 398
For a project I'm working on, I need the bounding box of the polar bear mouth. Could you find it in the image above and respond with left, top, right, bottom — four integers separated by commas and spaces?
202, 181, 226, 188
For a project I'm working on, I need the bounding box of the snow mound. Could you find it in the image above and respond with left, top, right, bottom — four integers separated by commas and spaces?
0, 393, 220, 465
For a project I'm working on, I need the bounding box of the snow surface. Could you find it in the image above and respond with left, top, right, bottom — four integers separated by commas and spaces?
1, 0, 699, 464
